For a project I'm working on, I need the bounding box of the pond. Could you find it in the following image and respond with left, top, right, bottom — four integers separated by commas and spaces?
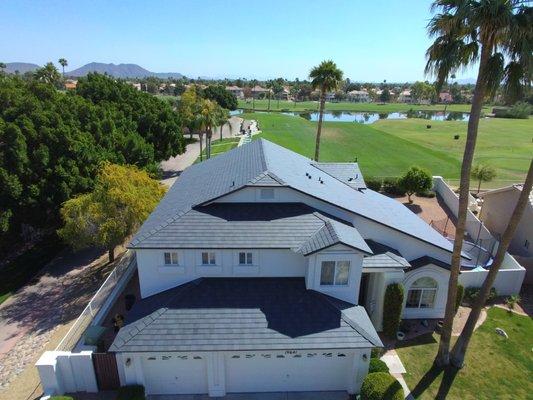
230, 109, 470, 124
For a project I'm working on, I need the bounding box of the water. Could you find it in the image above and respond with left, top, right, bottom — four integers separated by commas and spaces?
231, 109, 470, 124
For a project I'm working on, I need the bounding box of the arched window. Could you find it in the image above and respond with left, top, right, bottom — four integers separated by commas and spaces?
406, 277, 437, 309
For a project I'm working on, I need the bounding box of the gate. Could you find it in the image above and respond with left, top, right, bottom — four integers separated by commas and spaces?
92, 352, 120, 390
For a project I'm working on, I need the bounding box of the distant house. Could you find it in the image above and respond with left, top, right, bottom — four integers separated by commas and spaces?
347, 90, 370, 103
251, 85, 271, 99
64, 79, 77, 90
439, 92, 453, 103
398, 90, 412, 103
130, 82, 142, 91
479, 184, 533, 257
226, 85, 244, 99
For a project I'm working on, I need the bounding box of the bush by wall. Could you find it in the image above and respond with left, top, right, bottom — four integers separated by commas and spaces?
383, 283, 405, 338
369, 358, 389, 373
117, 385, 145, 400
382, 178, 404, 196
455, 284, 464, 313
365, 177, 382, 192
360, 372, 404, 400
464, 286, 497, 305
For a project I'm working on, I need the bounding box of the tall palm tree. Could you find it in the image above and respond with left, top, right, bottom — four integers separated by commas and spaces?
250, 79, 258, 111
216, 107, 232, 141
309, 60, 343, 161
452, 159, 532, 367
58, 58, 68, 77
198, 99, 218, 160
425, 0, 532, 367
266, 80, 273, 112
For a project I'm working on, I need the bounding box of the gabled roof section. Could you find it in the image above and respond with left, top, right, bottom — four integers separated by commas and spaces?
362, 239, 410, 270
406, 256, 452, 272
311, 162, 366, 189
132, 139, 455, 254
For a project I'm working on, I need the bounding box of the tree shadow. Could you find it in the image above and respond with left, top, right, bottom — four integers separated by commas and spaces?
395, 332, 437, 349
410, 362, 461, 400
403, 202, 423, 215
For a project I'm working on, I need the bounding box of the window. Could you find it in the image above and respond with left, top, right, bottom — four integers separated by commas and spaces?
320, 260, 350, 286
238, 252, 253, 265
201, 251, 216, 265
260, 188, 275, 199
164, 252, 179, 265
406, 277, 437, 309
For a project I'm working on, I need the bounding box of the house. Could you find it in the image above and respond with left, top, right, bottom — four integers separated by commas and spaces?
398, 90, 412, 103
250, 85, 271, 98
438, 92, 453, 103
347, 90, 370, 103
107, 139, 477, 397
226, 85, 244, 99
479, 184, 532, 257
64, 79, 77, 90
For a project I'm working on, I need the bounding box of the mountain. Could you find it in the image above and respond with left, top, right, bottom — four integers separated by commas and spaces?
5, 62, 41, 74
67, 62, 183, 79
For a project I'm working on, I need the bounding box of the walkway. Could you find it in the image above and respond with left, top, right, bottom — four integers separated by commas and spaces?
161, 117, 242, 186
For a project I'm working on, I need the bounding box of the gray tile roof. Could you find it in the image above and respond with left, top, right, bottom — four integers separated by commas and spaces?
362, 240, 411, 270
131, 139, 454, 255
131, 202, 371, 255
109, 278, 382, 353
312, 162, 366, 189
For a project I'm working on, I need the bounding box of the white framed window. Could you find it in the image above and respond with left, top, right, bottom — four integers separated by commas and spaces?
406, 277, 437, 308
201, 251, 217, 265
260, 188, 275, 199
238, 251, 253, 265
163, 251, 179, 265
320, 260, 350, 286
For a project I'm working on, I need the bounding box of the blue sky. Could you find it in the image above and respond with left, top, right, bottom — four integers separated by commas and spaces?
0, 0, 476, 82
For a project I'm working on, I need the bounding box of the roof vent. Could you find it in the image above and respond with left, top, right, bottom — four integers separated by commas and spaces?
348, 177, 353, 181
231, 181, 235, 187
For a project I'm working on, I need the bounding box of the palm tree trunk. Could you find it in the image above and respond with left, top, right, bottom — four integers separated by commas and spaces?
108, 247, 115, 263
252, 91, 255, 111
477, 179, 482, 194
199, 133, 203, 162
435, 42, 492, 366
314, 92, 326, 162
207, 131, 212, 159
451, 159, 533, 367
268, 92, 271, 111
220, 125, 223, 141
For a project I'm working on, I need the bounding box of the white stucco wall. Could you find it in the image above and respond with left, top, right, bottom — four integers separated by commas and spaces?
136, 248, 308, 298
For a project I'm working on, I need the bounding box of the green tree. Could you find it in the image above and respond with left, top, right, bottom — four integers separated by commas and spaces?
379, 88, 391, 102
34, 62, 62, 87
382, 283, 404, 339
202, 85, 238, 110
471, 164, 497, 194
398, 166, 432, 203
309, 60, 343, 161
425, 0, 532, 367
411, 81, 435, 103
58, 163, 165, 262
58, 58, 68, 77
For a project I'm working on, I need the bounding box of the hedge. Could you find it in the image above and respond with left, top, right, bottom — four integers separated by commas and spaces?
361, 372, 404, 400
369, 358, 389, 373
383, 283, 404, 338
117, 385, 145, 400
365, 177, 382, 191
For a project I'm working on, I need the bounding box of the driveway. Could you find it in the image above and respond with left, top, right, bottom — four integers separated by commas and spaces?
0, 247, 120, 396
161, 116, 242, 186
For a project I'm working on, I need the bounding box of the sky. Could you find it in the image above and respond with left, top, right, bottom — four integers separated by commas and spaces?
0, 0, 477, 82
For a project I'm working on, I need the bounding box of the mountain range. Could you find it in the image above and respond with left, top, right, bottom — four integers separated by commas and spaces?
4, 62, 183, 79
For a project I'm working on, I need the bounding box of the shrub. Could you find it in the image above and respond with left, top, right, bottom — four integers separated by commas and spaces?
502, 102, 532, 119
416, 190, 436, 198
382, 178, 403, 196
464, 286, 497, 304
361, 372, 404, 400
366, 177, 382, 191
455, 284, 464, 313
369, 358, 389, 373
371, 347, 385, 359
398, 166, 433, 203
117, 385, 145, 400
383, 283, 404, 338
454, 134, 460, 140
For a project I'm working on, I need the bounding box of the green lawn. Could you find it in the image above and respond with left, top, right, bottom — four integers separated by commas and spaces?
238, 99, 487, 113
195, 137, 240, 164
396, 308, 533, 399
374, 117, 532, 185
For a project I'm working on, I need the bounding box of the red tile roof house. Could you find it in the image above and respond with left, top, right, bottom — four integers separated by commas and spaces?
36, 140, 525, 398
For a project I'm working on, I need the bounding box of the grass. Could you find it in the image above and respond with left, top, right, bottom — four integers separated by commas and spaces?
194, 137, 240, 164
238, 99, 488, 113
0, 235, 64, 305
395, 307, 533, 399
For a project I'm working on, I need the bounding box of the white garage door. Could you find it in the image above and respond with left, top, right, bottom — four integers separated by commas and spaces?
225, 351, 354, 393
141, 354, 208, 395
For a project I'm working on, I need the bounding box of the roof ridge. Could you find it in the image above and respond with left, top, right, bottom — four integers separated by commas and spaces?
130, 208, 193, 246
309, 163, 360, 191
340, 307, 383, 347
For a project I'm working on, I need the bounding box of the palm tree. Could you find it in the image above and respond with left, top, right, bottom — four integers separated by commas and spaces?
58, 58, 68, 77
266, 80, 273, 112
216, 107, 232, 141
250, 79, 258, 111
452, 159, 532, 367
198, 99, 218, 160
309, 60, 343, 161
471, 164, 497, 194
425, 0, 532, 367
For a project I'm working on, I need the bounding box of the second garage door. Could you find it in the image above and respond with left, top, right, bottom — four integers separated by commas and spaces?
225, 351, 354, 393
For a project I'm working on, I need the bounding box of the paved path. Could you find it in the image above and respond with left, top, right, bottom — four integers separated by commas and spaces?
0, 247, 119, 394
161, 117, 242, 186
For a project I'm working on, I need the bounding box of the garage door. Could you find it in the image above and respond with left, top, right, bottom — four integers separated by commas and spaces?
225, 351, 354, 393
141, 354, 208, 395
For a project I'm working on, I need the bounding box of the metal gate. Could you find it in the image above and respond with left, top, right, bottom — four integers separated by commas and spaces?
92, 353, 120, 390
